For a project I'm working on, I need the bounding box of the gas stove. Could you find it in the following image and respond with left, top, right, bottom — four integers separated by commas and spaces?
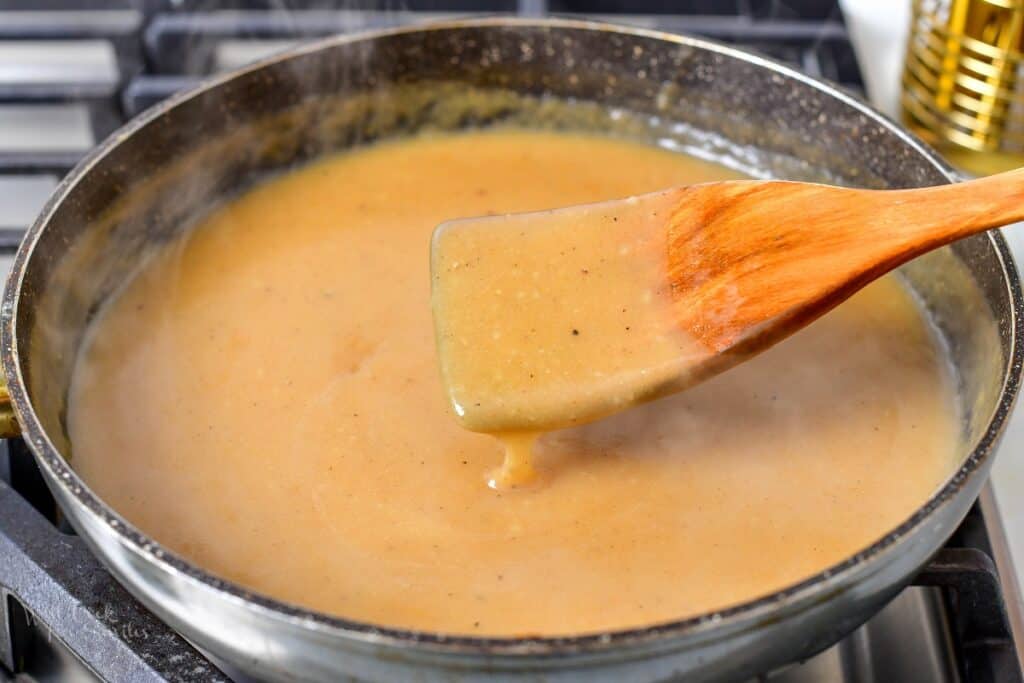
0, 2, 1022, 682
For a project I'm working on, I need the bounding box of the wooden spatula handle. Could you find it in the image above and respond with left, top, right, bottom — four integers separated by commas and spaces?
869, 167, 1024, 249
667, 168, 1024, 353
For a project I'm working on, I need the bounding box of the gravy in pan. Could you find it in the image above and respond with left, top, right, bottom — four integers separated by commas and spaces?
68, 131, 960, 636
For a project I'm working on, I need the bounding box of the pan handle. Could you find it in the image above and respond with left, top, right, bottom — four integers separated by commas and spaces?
0, 380, 21, 438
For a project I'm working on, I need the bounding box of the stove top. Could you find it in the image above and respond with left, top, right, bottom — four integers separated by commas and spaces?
0, 2, 1021, 681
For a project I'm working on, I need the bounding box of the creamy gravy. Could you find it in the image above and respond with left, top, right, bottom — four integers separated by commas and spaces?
432, 191, 710, 432
69, 130, 960, 636
431, 191, 714, 486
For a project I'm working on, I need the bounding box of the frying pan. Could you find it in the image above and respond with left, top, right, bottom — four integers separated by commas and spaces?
0, 18, 1020, 682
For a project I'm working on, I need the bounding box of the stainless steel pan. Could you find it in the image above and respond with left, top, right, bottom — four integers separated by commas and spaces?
0, 18, 1020, 682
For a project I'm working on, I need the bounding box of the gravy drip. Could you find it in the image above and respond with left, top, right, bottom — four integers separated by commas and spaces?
68, 131, 960, 636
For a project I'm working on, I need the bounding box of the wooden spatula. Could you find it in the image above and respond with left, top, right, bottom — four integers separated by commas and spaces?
431, 170, 1024, 435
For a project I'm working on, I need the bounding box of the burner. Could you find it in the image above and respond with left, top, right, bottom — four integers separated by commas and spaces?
0, 2, 1021, 681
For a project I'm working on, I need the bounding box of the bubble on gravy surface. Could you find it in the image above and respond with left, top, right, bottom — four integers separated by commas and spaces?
68, 130, 961, 636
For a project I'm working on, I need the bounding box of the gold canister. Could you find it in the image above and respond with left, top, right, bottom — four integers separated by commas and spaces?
902, 0, 1024, 174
